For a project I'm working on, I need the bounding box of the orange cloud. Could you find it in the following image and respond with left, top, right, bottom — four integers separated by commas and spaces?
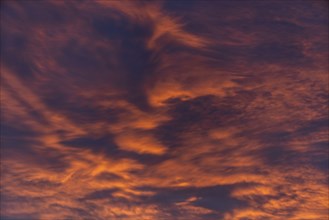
115, 131, 167, 155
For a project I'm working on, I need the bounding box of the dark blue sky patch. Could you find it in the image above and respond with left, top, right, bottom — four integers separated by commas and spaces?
256, 130, 292, 144
91, 14, 157, 111
58, 40, 101, 74
155, 94, 250, 150
81, 189, 119, 201
191, 185, 247, 212
136, 184, 247, 212
0, 216, 37, 220
1, 124, 39, 138
309, 141, 329, 172
92, 14, 153, 41
60, 136, 120, 157
261, 145, 298, 166
1, 136, 70, 173
261, 142, 329, 174
295, 118, 328, 136
250, 42, 309, 66
1, 50, 35, 79
119, 37, 156, 111
15, 0, 66, 25
1, 135, 40, 158
41, 90, 120, 125
168, 95, 242, 128
48, 203, 95, 220
0, 195, 40, 220
0, 1, 20, 20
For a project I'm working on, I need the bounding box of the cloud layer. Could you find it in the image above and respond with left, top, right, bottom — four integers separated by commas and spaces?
1, 0, 328, 219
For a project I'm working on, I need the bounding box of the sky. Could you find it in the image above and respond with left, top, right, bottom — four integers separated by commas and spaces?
0, 0, 328, 219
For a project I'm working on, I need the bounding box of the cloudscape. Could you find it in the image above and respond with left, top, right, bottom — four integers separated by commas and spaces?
0, 0, 328, 219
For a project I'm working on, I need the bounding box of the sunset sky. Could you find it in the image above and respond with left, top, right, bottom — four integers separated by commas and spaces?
0, 0, 328, 219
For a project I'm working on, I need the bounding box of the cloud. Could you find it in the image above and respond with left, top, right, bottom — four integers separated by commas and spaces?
1, 0, 328, 219
115, 131, 167, 155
